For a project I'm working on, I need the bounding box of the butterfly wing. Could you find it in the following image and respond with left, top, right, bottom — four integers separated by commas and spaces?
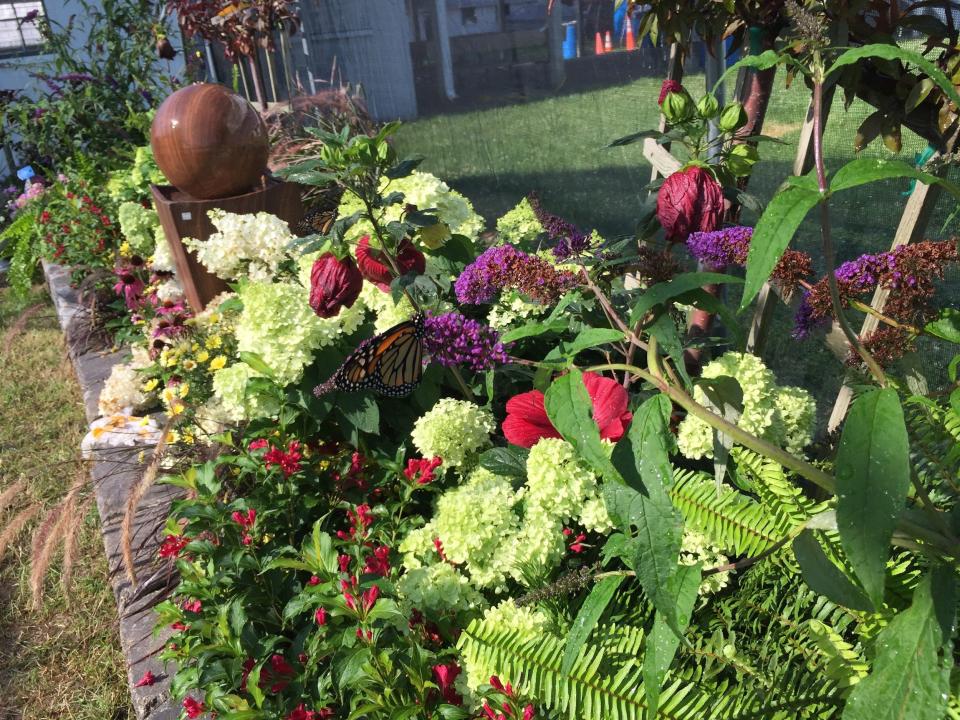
317, 314, 425, 397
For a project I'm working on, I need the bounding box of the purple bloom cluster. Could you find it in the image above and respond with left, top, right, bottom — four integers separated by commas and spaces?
424, 312, 510, 372
686, 226, 753, 269
454, 244, 579, 305
527, 192, 593, 260
791, 292, 828, 339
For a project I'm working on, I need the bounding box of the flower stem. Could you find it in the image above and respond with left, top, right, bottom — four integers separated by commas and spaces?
811, 70, 887, 386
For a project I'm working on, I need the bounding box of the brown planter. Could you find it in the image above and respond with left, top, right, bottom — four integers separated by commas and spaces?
151, 179, 304, 312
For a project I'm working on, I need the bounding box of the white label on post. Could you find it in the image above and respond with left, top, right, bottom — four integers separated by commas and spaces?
181, 212, 192, 221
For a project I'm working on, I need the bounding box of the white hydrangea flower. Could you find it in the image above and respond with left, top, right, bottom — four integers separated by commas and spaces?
680, 530, 731, 596
411, 399, 496, 468
487, 291, 549, 331
151, 225, 177, 273
676, 352, 816, 460
495, 197, 543, 245
338, 171, 485, 247
211, 361, 280, 422
185, 209, 296, 282
234, 281, 364, 387
98, 353, 152, 416
396, 562, 485, 614
155, 278, 184, 303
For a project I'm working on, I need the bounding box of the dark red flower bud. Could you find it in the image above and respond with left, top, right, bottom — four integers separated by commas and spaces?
656, 166, 724, 243
658, 79, 684, 105
355, 235, 426, 291
309, 253, 362, 318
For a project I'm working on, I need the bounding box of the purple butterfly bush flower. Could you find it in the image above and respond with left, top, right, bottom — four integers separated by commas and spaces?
526, 192, 593, 261
686, 226, 753, 270
454, 244, 580, 305
423, 312, 510, 372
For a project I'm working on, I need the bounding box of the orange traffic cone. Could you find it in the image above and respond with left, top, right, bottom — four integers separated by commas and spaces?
595, 32, 604, 55
604, 30, 613, 52
625, 16, 636, 51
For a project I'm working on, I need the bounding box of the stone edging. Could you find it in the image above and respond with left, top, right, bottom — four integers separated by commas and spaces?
43, 261, 180, 720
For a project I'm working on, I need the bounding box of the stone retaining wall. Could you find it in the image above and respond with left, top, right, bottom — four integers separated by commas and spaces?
44, 261, 180, 720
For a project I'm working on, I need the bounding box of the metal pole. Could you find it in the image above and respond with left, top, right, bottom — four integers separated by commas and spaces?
434, 0, 456, 100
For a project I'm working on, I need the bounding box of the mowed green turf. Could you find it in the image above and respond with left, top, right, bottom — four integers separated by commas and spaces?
395, 72, 959, 413
0, 287, 131, 720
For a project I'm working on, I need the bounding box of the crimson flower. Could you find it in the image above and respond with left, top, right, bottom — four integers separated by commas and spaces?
355, 235, 426, 291
501, 373, 633, 448
432, 663, 464, 705
315, 607, 327, 626
309, 253, 363, 318
658, 79, 683, 105
263, 441, 302, 477
364, 545, 391, 576
158, 534, 190, 559
182, 697, 205, 719
403, 456, 443, 485
134, 670, 156, 687
656, 166, 724, 243
248, 438, 268, 451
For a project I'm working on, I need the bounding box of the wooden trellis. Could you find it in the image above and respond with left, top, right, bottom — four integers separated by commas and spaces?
647, 40, 951, 431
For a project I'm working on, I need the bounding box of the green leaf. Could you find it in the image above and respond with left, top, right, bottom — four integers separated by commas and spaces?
642, 563, 701, 720
607, 397, 683, 632
544, 369, 622, 483
607, 129, 664, 148
337, 394, 380, 441
792, 530, 873, 611
835, 388, 911, 609
563, 328, 626, 356
385, 156, 424, 179
501, 318, 569, 343
740, 182, 821, 310
712, 50, 788, 92
239, 351, 276, 379
675, 288, 745, 347
924, 308, 960, 344
842, 567, 956, 720
827, 43, 960, 110
560, 575, 624, 674
629, 272, 743, 325
830, 157, 954, 195
279, 170, 337, 186
478, 446, 529, 479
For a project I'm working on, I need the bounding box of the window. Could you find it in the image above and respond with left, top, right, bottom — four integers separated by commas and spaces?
0, 1, 45, 58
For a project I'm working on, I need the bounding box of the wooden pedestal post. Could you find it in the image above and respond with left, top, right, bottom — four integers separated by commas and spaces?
151, 179, 304, 312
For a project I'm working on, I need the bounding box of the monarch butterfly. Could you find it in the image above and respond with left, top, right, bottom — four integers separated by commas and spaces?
295, 186, 345, 237
314, 313, 425, 398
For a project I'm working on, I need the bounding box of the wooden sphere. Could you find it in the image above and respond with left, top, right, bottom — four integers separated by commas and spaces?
151, 84, 269, 200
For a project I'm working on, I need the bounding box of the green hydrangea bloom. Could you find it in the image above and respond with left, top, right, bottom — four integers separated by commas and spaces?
151, 225, 176, 273
396, 562, 484, 614
338, 171, 485, 247
211, 362, 281, 422
411, 399, 496, 468
495, 198, 543, 245
676, 351, 816, 460
487, 290, 549, 331
462, 601, 551, 690
118, 202, 160, 256
107, 145, 166, 203
681, 529, 730, 596
235, 281, 364, 387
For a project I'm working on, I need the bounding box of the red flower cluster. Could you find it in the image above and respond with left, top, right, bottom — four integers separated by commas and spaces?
656, 166, 724, 243
232, 508, 256, 546
486, 677, 536, 720
182, 697, 205, 719
241, 654, 296, 694
502, 372, 632, 448
263, 440, 303, 477
287, 704, 333, 720
134, 670, 156, 687
363, 545, 391, 576
338, 504, 374, 540
563, 527, 586, 554
356, 235, 426, 291
432, 663, 463, 705
158, 534, 190, 559
403, 456, 443, 485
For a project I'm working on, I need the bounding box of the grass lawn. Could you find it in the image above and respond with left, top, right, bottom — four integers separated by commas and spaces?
0, 288, 130, 720
395, 72, 960, 415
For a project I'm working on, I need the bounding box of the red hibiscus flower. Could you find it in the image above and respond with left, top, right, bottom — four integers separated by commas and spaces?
355, 235, 426, 291
656, 165, 724, 243
501, 372, 633, 448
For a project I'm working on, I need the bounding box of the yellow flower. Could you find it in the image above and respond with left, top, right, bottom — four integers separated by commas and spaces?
196, 350, 210, 363
142, 378, 159, 393
205, 335, 223, 350
191, 342, 200, 352
119, 241, 132, 257
179, 383, 190, 398
182, 359, 197, 371
181, 431, 195, 445
170, 401, 185, 416
209, 355, 227, 371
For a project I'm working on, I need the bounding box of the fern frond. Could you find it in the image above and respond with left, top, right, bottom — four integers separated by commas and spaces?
670, 469, 791, 557
731, 449, 827, 526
